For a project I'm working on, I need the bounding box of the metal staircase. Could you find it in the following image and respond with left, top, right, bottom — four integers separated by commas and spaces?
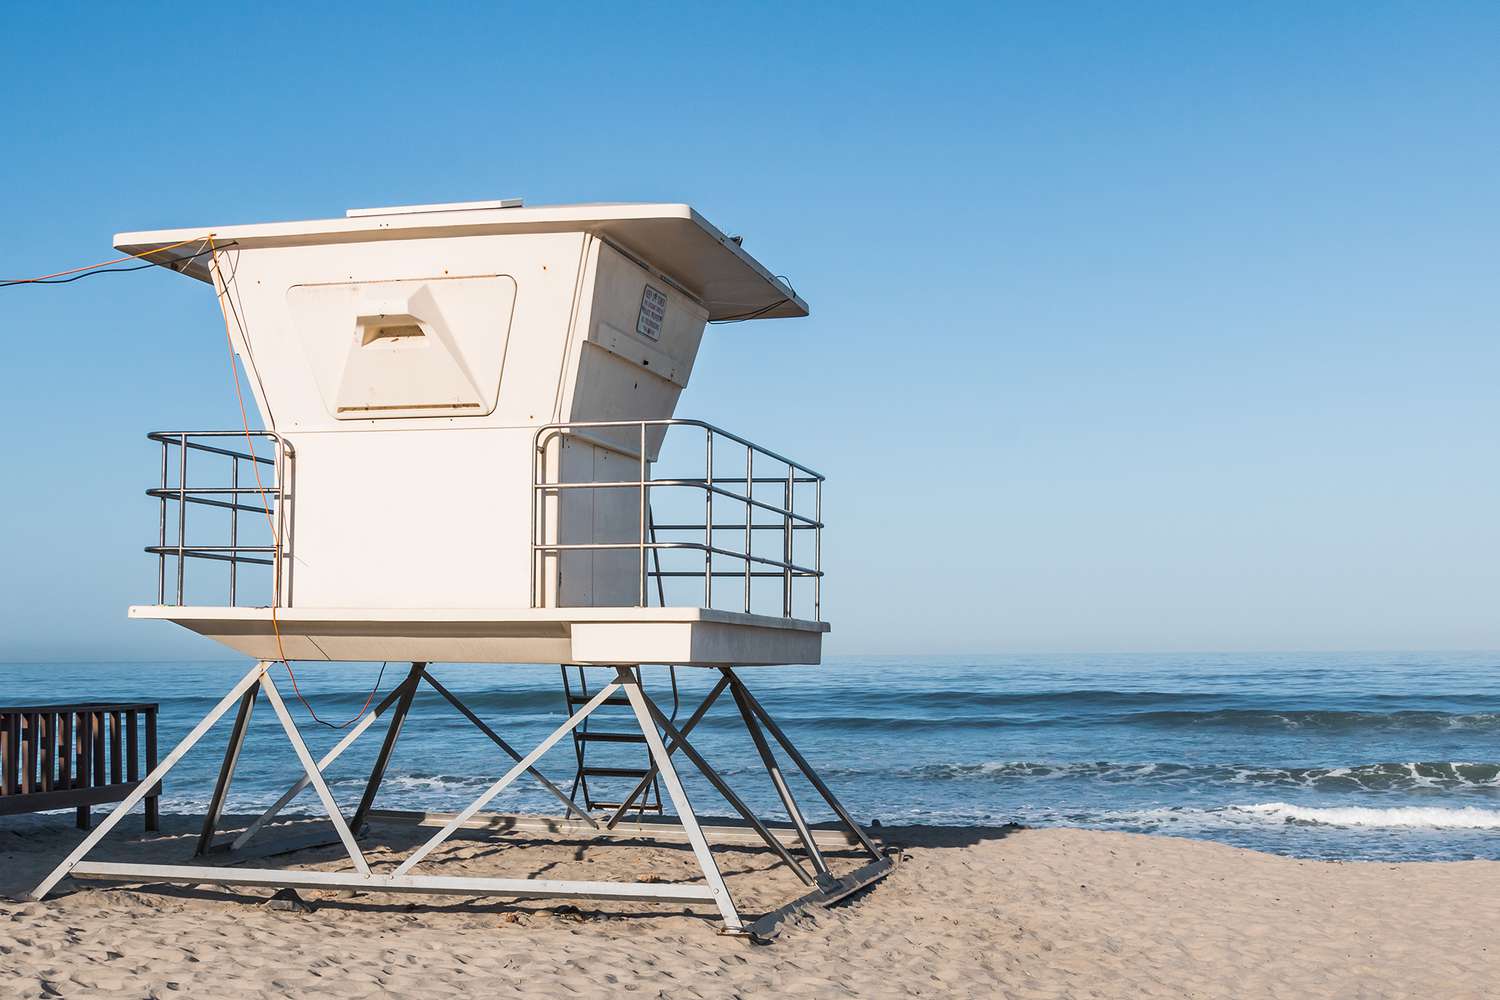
561, 665, 663, 815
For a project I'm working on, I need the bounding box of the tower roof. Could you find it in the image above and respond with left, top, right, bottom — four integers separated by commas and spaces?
114, 201, 808, 322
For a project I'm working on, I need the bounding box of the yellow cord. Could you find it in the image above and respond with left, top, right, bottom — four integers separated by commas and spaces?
206, 237, 381, 728
3, 236, 205, 283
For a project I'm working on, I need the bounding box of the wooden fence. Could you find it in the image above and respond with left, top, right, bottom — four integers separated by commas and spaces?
0, 703, 160, 830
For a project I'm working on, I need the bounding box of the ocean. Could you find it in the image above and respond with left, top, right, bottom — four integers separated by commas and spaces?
4, 652, 1500, 862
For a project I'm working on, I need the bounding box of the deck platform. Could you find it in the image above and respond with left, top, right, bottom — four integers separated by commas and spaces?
127, 605, 827, 666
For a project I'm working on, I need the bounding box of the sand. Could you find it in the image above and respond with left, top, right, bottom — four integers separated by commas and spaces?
3, 813, 1499, 999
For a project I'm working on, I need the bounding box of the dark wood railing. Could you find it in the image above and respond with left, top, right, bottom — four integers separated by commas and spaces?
0, 703, 160, 830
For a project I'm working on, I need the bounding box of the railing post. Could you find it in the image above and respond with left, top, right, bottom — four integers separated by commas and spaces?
145, 707, 159, 832
91, 711, 104, 788
705, 427, 714, 608
74, 711, 90, 793
1, 712, 14, 797
229, 454, 239, 606
639, 422, 647, 607
815, 475, 823, 621
21, 713, 35, 795
74, 709, 90, 829
783, 465, 794, 618
530, 431, 539, 609
38, 713, 52, 793
744, 447, 753, 613
109, 711, 123, 785
59, 711, 72, 791
157, 438, 167, 605
176, 433, 187, 605
273, 436, 286, 608
126, 710, 139, 785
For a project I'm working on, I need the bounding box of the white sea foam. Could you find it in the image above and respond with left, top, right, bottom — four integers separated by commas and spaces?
1229, 802, 1500, 830
1019, 801, 1500, 836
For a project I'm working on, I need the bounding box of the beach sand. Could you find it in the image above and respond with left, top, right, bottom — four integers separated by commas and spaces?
3, 813, 1498, 998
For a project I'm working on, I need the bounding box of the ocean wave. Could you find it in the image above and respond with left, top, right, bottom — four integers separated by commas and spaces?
747, 707, 1500, 733
1051, 802, 1500, 833
901, 760, 1500, 792
1124, 709, 1500, 732
1229, 803, 1500, 830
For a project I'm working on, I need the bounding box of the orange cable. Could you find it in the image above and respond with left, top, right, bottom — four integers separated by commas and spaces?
206, 236, 382, 729
3, 236, 205, 283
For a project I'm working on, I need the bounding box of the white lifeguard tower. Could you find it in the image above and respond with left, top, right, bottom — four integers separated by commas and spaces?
32, 200, 895, 938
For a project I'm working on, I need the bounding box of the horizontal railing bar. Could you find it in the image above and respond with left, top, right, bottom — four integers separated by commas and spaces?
145, 545, 275, 553
144, 548, 276, 567
533, 541, 819, 577
683, 476, 821, 485
146, 487, 276, 496
148, 434, 281, 464
651, 571, 816, 579
537, 480, 820, 527
148, 431, 286, 439
534, 418, 823, 480
651, 523, 815, 532
146, 492, 273, 515
0, 704, 156, 714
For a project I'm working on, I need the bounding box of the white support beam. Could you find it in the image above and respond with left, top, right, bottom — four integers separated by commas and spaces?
618, 667, 743, 931
258, 674, 370, 875
68, 862, 716, 903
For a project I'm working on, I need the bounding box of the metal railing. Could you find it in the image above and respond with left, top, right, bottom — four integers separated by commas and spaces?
147, 431, 293, 607
531, 419, 823, 620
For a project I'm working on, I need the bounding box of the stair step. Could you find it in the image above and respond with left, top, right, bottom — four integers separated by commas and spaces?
575, 731, 647, 744
580, 766, 653, 779
567, 694, 635, 708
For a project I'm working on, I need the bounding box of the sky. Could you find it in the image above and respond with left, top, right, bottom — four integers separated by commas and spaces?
1, 4, 1497, 660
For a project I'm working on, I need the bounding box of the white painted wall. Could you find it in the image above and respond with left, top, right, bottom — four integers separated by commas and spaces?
213, 232, 708, 610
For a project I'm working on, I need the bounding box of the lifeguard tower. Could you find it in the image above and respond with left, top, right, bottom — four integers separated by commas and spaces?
31, 199, 895, 937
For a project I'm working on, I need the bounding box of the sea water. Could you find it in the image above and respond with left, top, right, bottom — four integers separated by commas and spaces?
4, 652, 1499, 861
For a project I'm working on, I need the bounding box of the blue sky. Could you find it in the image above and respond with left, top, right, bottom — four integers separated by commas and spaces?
1, 4, 1497, 660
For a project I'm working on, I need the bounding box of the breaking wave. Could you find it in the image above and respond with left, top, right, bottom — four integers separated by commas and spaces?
768, 707, 1500, 733
905, 760, 1500, 792
1228, 803, 1500, 830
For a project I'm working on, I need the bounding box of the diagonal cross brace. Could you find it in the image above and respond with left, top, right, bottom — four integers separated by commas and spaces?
30, 661, 272, 900
232, 667, 418, 851
394, 681, 622, 875
235, 664, 594, 853
258, 673, 370, 875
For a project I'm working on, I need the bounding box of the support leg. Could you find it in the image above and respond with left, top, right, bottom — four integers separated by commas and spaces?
616, 667, 744, 932
725, 669, 883, 861
730, 683, 831, 878
30, 661, 271, 900
633, 684, 814, 887
258, 673, 370, 875
196, 685, 258, 857
349, 663, 425, 834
